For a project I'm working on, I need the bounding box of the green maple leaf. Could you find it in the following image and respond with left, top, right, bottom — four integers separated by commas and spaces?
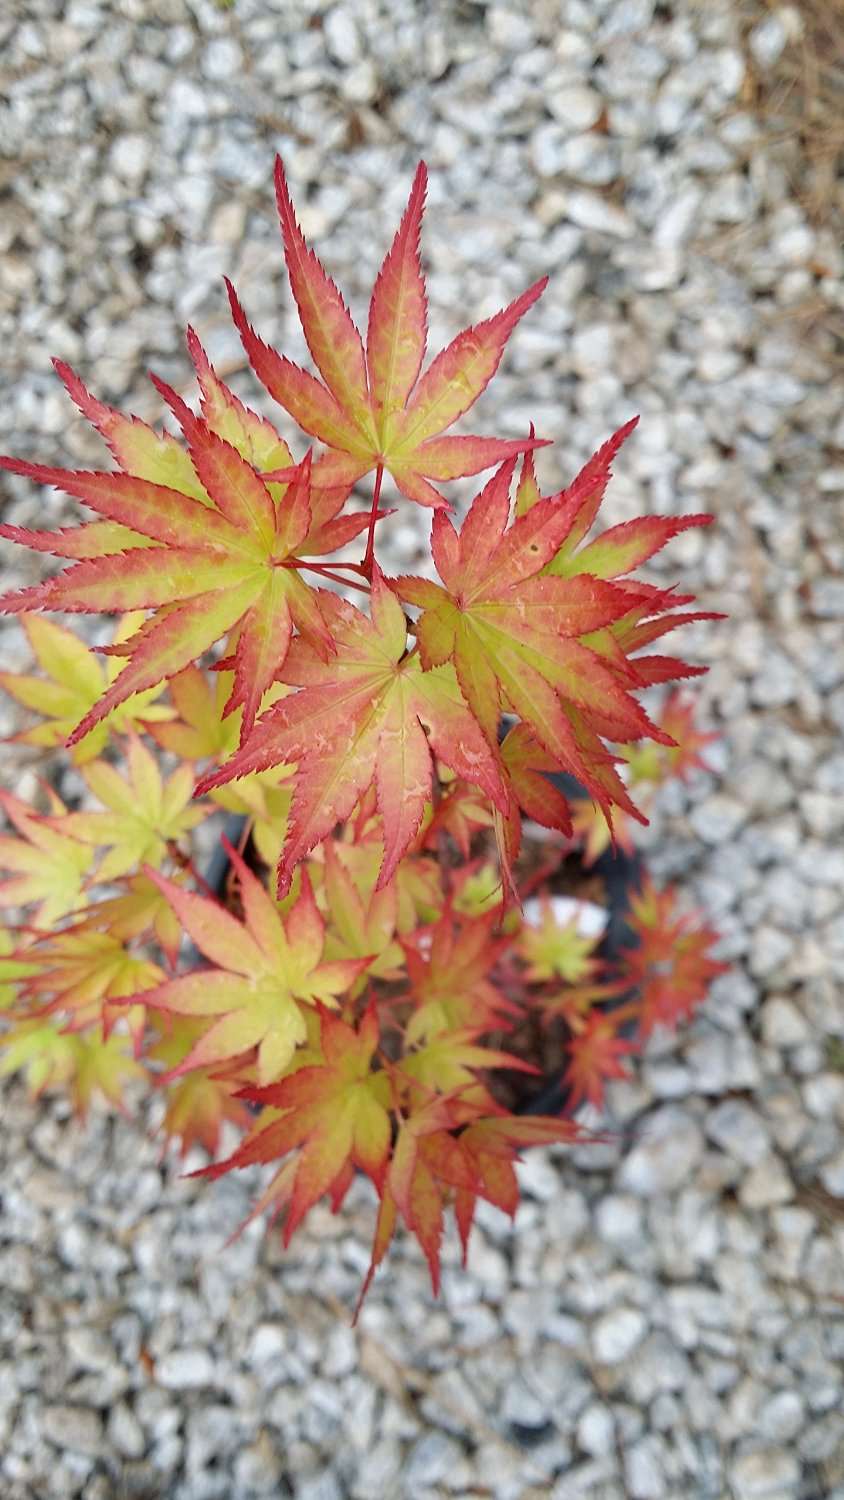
134, 843, 369, 1085
62, 736, 207, 881
229, 158, 547, 512
519, 898, 600, 984
0, 613, 172, 763
0, 791, 93, 928
0, 1017, 143, 1116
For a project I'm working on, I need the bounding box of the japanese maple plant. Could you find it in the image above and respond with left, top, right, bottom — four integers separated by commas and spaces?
0, 159, 725, 1310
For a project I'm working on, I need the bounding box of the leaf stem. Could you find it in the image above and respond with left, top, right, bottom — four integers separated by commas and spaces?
285, 559, 372, 596
362, 463, 384, 579
165, 842, 217, 901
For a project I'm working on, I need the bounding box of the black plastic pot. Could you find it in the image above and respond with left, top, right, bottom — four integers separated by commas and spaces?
519, 766, 642, 1116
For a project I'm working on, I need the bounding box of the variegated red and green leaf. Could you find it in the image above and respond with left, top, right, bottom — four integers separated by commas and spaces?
148, 1017, 252, 1158
318, 839, 403, 983
214, 1005, 392, 1244
401, 908, 514, 1044
0, 355, 343, 745
620, 878, 728, 1038
561, 1010, 638, 1113
197, 569, 508, 896
10, 925, 164, 1054
394, 460, 670, 805
229, 157, 548, 512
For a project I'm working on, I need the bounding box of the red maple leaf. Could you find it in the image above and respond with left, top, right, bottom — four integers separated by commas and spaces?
197, 567, 508, 895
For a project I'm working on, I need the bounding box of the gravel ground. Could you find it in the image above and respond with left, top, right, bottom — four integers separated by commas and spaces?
2, 1, 844, 1497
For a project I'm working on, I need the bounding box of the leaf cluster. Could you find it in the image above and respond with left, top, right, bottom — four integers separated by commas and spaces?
0, 158, 726, 1306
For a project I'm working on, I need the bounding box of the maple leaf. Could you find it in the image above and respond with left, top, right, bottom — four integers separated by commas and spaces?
516, 419, 711, 582
493, 721, 576, 871
228, 158, 547, 524
394, 459, 670, 808
537, 977, 627, 1030
206, 1005, 392, 1245
0, 928, 41, 1011
400, 1027, 538, 1102
319, 839, 403, 984
148, 1017, 252, 1158
68, 872, 184, 968
147, 665, 295, 870
372, 1094, 458, 1295
61, 736, 207, 882
423, 1112, 586, 1265
621, 878, 727, 1038
570, 796, 636, 868
15, 927, 164, 1052
514, 424, 720, 692
197, 568, 508, 895
401, 908, 514, 1043
625, 690, 718, 786
149, 664, 289, 764
0, 343, 340, 745
133, 844, 368, 1085
561, 1010, 638, 1113
147, 664, 241, 763
519, 897, 600, 984
0, 1017, 143, 1117
0, 613, 172, 763
0, 791, 93, 928
450, 859, 508, 918
421, 775, 494, 859
184, 326, 368, 550
368, 1101, 585, 1298
313, 827, 443, 935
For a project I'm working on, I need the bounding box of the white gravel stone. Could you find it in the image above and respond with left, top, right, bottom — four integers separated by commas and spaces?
705, 1100, 771, 1167
749, 14, 790, 69
625, 1434, 668, 1499
760, 996, 812, 1048
577, 1402, 615, 1455
618, 1108, 705, 1196
565, 191, 635, 237
820, 1149, 844, 1196
107, 1402, 146, 1460
323, 6, 361, 64
737, 1155, 794, 1210
109, 133, 151, 181
730, 1447, 800, 1499
40, 1405, 104, 1456
811, 579, 844, 618
591, 1307, 647, 1364
757, 1389, 805, 1444
594, 1194, 644, 1245
155, 1348, 215, 1390
688, 794, 746, 844
548, 85, 603, 132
